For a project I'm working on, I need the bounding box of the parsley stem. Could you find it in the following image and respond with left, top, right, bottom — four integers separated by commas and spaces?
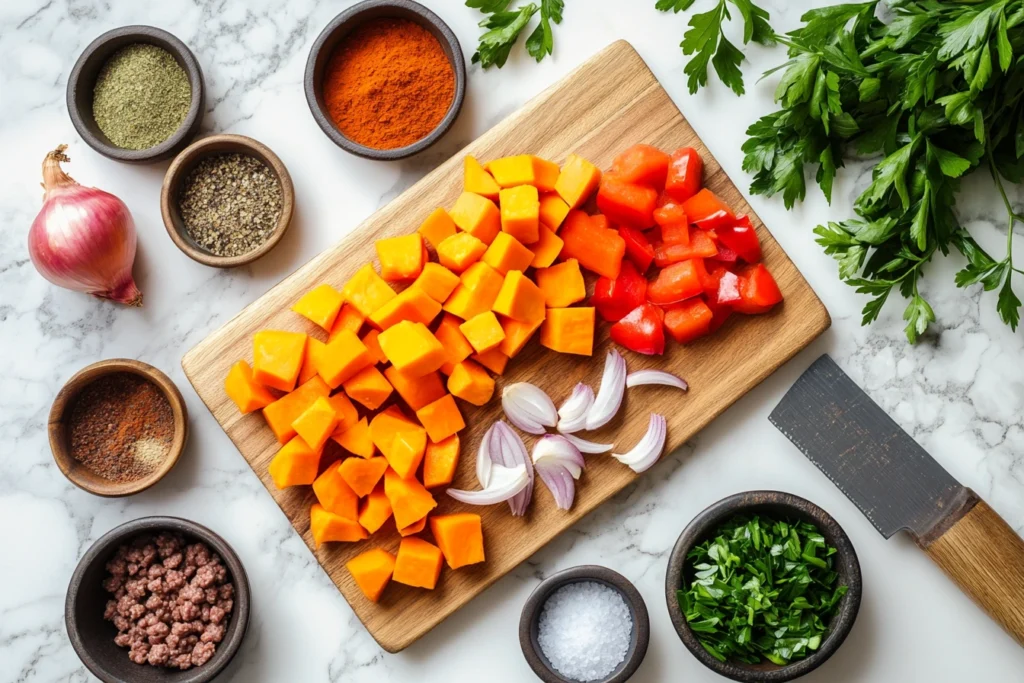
988, 150, 1018, 271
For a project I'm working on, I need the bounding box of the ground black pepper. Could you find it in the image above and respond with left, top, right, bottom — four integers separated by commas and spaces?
67, 373, 174, 483
177, 153, 283, 257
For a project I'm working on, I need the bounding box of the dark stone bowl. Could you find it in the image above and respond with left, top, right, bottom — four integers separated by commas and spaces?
303, 0, 466, 160
665, 491, 862, 683
65, 517, 250, 683
67, 26, 205, 163
519, 565, 650, 683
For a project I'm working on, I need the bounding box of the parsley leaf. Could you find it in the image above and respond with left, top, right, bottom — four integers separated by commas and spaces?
526, 0, 564, 62
998, 274, 1022, 330
469, 1, 564, 68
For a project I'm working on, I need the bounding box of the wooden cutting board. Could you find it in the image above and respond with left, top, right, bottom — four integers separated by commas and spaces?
182, 40, 829, 653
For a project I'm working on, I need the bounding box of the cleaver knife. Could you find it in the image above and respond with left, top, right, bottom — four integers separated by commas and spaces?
770, 354, 1024, 647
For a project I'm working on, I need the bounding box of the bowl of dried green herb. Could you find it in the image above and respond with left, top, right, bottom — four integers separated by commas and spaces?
67, 25, 204, 163
161, 134, 294, 267
665, 491, 861, 683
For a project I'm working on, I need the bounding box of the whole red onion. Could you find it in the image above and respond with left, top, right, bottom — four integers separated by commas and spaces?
28, 145, 142, 306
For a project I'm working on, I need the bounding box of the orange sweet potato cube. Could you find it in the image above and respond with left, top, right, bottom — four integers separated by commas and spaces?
430, 513, 484, 569
415, 394, 465, 443
500, 185, 540, 245
539, 193, 571, 231
472, 348, 509, 375
422, 434, 460, 488
442, 262, 504, 320
446, 360, 495, 406
346, 548, 396, 602
329, 303, 366, 342
368, 285, 441, 330
369, 405, 423, 461
291, 396, 338, 452
310, 503, 368, 548
338, 455, 389, 497
384, 468, 437, 530
492, 270, 545, 323
312, 461, 359, 520
263, 376, 330, 443
357, 481, 393, 533
333, 416, 375, 458
327, 392, 359, 433
388, 429, 427, 480
540, 307, 595, 356
486, 154, 535, 187
436, 232, 487, 273
529, 225, 564, 268
555, 153, 601, 208
298, 338, 328, 385
376, 234, 425, 282
434, 313, 474, 375
377, 320, 446, 377
499, 316, 543, 358
342, 264, 396, 318
398, 515, 428, 537
464, 156, 500, 200
393, 537, 444, 590
341, 365, 393, 410
268, 435, 320, 488
291, 284, 344, 331
318, 329, 373, 388
361, 329, 387, 364
252, 330, 307, 392
482, 231, 534, 275
459, 311, 506, 354
384, 365, 447, 411
535, 258, 586, 308
417, 207, 458, 250
413, 262, 460, 302
531, 156, 560, 193
449, 192, 500, 244
225, 360, 277, 414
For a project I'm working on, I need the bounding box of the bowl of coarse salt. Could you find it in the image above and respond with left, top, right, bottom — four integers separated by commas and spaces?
519, 565, 650, 683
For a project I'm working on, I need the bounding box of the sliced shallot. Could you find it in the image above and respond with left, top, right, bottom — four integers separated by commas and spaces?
563, 433, 614, 454
532, 435, 585, 478
487, 421, 534, 516
626, 369, 689, 391
502, 382, 558, 434
612, 414, 667, 473
585, 350, 627, 431
534, 460, 578, 511
556, 383, 594, 434
447, 463, 529, 506
476, 430, 493, 488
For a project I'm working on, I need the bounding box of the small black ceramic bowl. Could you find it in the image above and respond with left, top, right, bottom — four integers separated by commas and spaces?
67, 26, 205, 163
66, 517, 250, 683
519, 565, 650, 683
304, 0, 466, 160
666, 491, 861, 683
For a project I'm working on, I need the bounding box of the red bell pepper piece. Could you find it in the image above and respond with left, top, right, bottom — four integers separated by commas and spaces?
591, 260, 648, 322
597, 177, 658, 229
560, 210, 626, 279
610, 303, 665, 355
733, 264, 783, 314
663, 298, 713, 344
681, 189, 735, 231
590, 214, 610, 231
647, 259, 704, 305
706, 296, 734, 333
716, 270, 742, 305
665, 147, 704, 202
653, 228, 718, 267
716, 215, 762, 263
653, 200, 688, 228
701, 261, 728, 296
619, 227, 655, 273
611, 144, 671, 188
661, 222, 690, 246
710, 241, 739, 264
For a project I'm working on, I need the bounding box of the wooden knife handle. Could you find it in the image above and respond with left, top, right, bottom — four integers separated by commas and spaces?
921, 495, 1024, 646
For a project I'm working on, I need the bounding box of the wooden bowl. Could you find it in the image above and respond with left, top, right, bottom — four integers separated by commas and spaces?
49, 359, 188, 497
65, 516, 250, 683
160, 134, 295, 268
519, 565, 650, 683
67, 25, 205, 164
304, 0, 466, 160
665, 491, 862, 683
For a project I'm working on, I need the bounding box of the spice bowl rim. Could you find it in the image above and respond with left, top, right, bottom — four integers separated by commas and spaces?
303, 0, 467, 160
665, 490, 862, 683
66, 24, 205, 164
65, 515, 251, 683
48, 358, 189, 498
519, 564, 650, 683
160, 133, 295, 268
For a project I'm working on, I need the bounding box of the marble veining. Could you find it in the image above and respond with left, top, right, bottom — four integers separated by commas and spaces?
2, 1, 1024, 681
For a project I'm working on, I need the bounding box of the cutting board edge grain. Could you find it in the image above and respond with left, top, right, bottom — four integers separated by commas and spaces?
182, 40, 830, 653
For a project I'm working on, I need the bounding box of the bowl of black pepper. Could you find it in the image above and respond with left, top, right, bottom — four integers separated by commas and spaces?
49, 359, 189, 497
66, 516, 250, 683
161, 134, 295, 268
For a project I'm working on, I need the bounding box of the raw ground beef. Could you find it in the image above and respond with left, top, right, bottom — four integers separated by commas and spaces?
102, 532, 234, 670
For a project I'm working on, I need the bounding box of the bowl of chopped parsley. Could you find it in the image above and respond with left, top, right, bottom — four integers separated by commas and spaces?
665, 491, 861, 682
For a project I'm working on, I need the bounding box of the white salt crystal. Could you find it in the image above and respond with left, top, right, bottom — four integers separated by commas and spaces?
537, 580, 633, 682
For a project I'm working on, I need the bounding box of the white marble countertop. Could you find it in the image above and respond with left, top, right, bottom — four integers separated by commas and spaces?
3, 1, 1024, 681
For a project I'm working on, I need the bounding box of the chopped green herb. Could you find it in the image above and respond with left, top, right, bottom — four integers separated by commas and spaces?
677, 514, 848, 665
468, 0, 564, 68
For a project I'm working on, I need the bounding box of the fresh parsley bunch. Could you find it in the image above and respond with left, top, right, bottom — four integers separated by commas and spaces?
467, 0, 564, 68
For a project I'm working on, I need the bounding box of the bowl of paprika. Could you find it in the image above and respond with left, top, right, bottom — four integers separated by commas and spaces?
304, 0, 466, 160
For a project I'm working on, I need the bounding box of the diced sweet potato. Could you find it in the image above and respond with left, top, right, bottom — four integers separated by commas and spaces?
446, 360, 494, 406
540, 307, 595, 356
327, 392, 359, 433
388, 428, 427, 480
291, 284, 344, 331
442, 262, 504, 320
486, 154, 535, 187
252, 330, 307, 392
492, 270, 545, 323
368, 286, 441, 330
464, 156, 500, 200
393, 537, 444, 589
297, 337, 328, 385
539, 193, 570, 231
554, 153, 601, 208
499, 316, 543, 358
437, 232, 487, 273
417, 207, 458, 250
422, 434, 460, 488
384, 468, 437, 529
361, 329, 387, 364
430, 513, 485, 569
398, 515, 428, 537
224, 360, 277, 414
449, 192, 500, 244
346, 548, 396, 602
329, 304, 366, 342
357, 480, 393, 533
333, 416, 375, 458
459, 311, 506, 354
268, 435, 320, 488
412, 262, 460, 302
434, 313, 474, 374
318, 329, 373, 388
482, 232, 534, 275
376, 234, 425, 282
263, 376, 330, 444
338, 455, 389, 497
531, 156, 561, 193
415, 394, 465, 443
312, 461, 359, 520
310, 503, 368, 548
291, 396, 338, 452
384, 365, 447, 411
369, 405, 424, 463
528, 225, 564, 268
535, 258, 586, 308
472, 348, 509, 375
499, 185, 540, 245
341, 365, 393, 410
377, 320, 446, 377
342, 264, 396, 318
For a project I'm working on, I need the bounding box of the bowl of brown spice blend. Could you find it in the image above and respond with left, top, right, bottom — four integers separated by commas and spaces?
305, 0, 466, 159
49, 359, 188, 497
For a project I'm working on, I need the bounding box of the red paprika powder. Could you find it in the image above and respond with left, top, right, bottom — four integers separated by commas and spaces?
323, 18, 455, 150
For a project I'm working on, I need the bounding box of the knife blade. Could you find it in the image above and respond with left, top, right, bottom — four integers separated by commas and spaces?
770, 354, 1024, 647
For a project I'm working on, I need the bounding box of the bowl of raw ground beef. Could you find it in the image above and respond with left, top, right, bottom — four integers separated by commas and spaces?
65, 517, 250, 683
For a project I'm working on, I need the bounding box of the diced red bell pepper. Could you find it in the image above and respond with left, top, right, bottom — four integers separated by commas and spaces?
710, 241, 739, 264
716, 215, 762, 263
647, 259, 704, 305
702, 262, 728, 296
663, 298, 713, 344
706, 296, 734, 333
717, 270, 742, 305
611, 144, 671, 188
681, 189, 735, 231
591, 260, 648, 322
654, 199, 688, 228
661, 222, 690, 246
653, 228, 718, 266
560, 210, 625, 279
610, 303, 665, 355
665, 147, 704, 202
597, 177, 658, 229
619, 227, 655, 273
733, 264, 783, 314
